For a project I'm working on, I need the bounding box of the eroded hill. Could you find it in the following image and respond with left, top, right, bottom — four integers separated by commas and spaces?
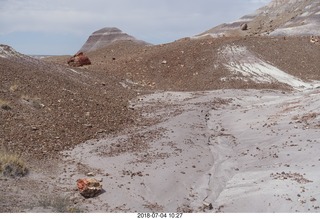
198, 0, 320, 38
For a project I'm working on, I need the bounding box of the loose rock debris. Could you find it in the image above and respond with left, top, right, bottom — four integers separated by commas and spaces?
270, 172, 313, 184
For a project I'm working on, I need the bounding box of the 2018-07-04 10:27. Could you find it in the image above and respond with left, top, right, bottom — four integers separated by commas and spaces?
137, 213, 183, 218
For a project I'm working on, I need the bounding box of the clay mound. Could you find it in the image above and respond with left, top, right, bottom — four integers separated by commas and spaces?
79, 27, 150, 53
197, 0, 320, 38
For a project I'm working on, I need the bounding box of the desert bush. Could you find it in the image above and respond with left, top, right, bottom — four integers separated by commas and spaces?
0, 152, 28, 177
0, 99, 11, 111
37, 195, 82, 213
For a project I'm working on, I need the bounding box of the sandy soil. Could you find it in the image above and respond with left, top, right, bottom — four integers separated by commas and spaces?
49, 86, 320, 213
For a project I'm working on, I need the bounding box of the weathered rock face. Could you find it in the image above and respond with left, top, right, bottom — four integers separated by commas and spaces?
197, 0, 320, 38
77, 178, 102, 198
79, 27, 149, 53
67, 52, 91, 67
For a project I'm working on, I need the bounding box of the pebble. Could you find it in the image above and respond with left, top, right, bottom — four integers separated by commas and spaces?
86, 172, 95, 177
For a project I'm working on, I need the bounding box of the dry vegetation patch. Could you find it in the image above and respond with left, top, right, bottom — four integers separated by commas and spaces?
0, 152, 28, 177
0, 99, 11, 111
36, 195, 82, 213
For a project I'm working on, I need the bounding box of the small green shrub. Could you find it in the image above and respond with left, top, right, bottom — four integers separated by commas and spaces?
0, 153, 28, 177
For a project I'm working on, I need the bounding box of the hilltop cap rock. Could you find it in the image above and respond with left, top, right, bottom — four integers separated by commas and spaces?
67, 52, 91, 67
79, 27, 149, 53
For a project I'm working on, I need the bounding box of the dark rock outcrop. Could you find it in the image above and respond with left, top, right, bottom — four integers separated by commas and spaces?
79, 27, 149, 53
67, 52, 91, 67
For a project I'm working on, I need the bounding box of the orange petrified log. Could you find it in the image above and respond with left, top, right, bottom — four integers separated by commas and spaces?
77, 178, 102, 198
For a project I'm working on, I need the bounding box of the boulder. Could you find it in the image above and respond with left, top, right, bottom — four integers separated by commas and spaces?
310, 36, 320, 45
240, 23, 248, 31
67, 52, 91, 67
76, 178, 102, 198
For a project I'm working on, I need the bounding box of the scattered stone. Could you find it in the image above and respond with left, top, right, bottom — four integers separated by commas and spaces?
86, 172, 95, 177
31, 126, 39, 131
270, 172, 313, 184
240, 23, 248, 31
1, 104, 11, 111
76, 178, 102, 198
67, 52, 91, 67
310, 197, 317, 202
161, 60, 167, 64
203, 201, 213, 210
310, 36, 320, 45
84, 124, 93, 128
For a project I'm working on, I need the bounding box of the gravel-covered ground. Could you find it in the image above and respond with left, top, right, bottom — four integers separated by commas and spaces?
1, 36, 320, 212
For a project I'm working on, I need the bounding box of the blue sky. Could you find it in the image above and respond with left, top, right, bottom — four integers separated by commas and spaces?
0, 0, 270, 55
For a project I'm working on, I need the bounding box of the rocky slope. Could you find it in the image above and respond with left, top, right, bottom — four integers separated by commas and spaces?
27, 34, 320, 162
0, 44, 137, 159
82, 36, 320, 91
79, 27, 149, 53
198, 0, 320, 38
